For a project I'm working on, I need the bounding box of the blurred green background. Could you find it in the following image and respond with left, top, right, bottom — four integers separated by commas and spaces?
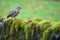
0, 0, 60, 21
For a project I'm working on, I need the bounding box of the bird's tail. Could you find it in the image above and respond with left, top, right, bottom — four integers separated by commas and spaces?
7, 15, 10, 18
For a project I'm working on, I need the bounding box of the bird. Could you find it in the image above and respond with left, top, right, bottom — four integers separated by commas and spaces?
7, 7, 22, 18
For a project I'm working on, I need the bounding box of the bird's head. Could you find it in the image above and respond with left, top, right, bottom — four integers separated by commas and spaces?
17, 7, 22, 10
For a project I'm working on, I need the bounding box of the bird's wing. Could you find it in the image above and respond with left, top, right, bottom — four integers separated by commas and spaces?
13, 12, 19, 17
7, 11, 16, 18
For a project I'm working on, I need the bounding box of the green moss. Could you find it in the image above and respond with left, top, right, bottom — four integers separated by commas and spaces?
38, 20, 52, 31
3, 18, 13, 40
42, 22, 60, 40
10, 18, 18, 35
1, 18, 60, 40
